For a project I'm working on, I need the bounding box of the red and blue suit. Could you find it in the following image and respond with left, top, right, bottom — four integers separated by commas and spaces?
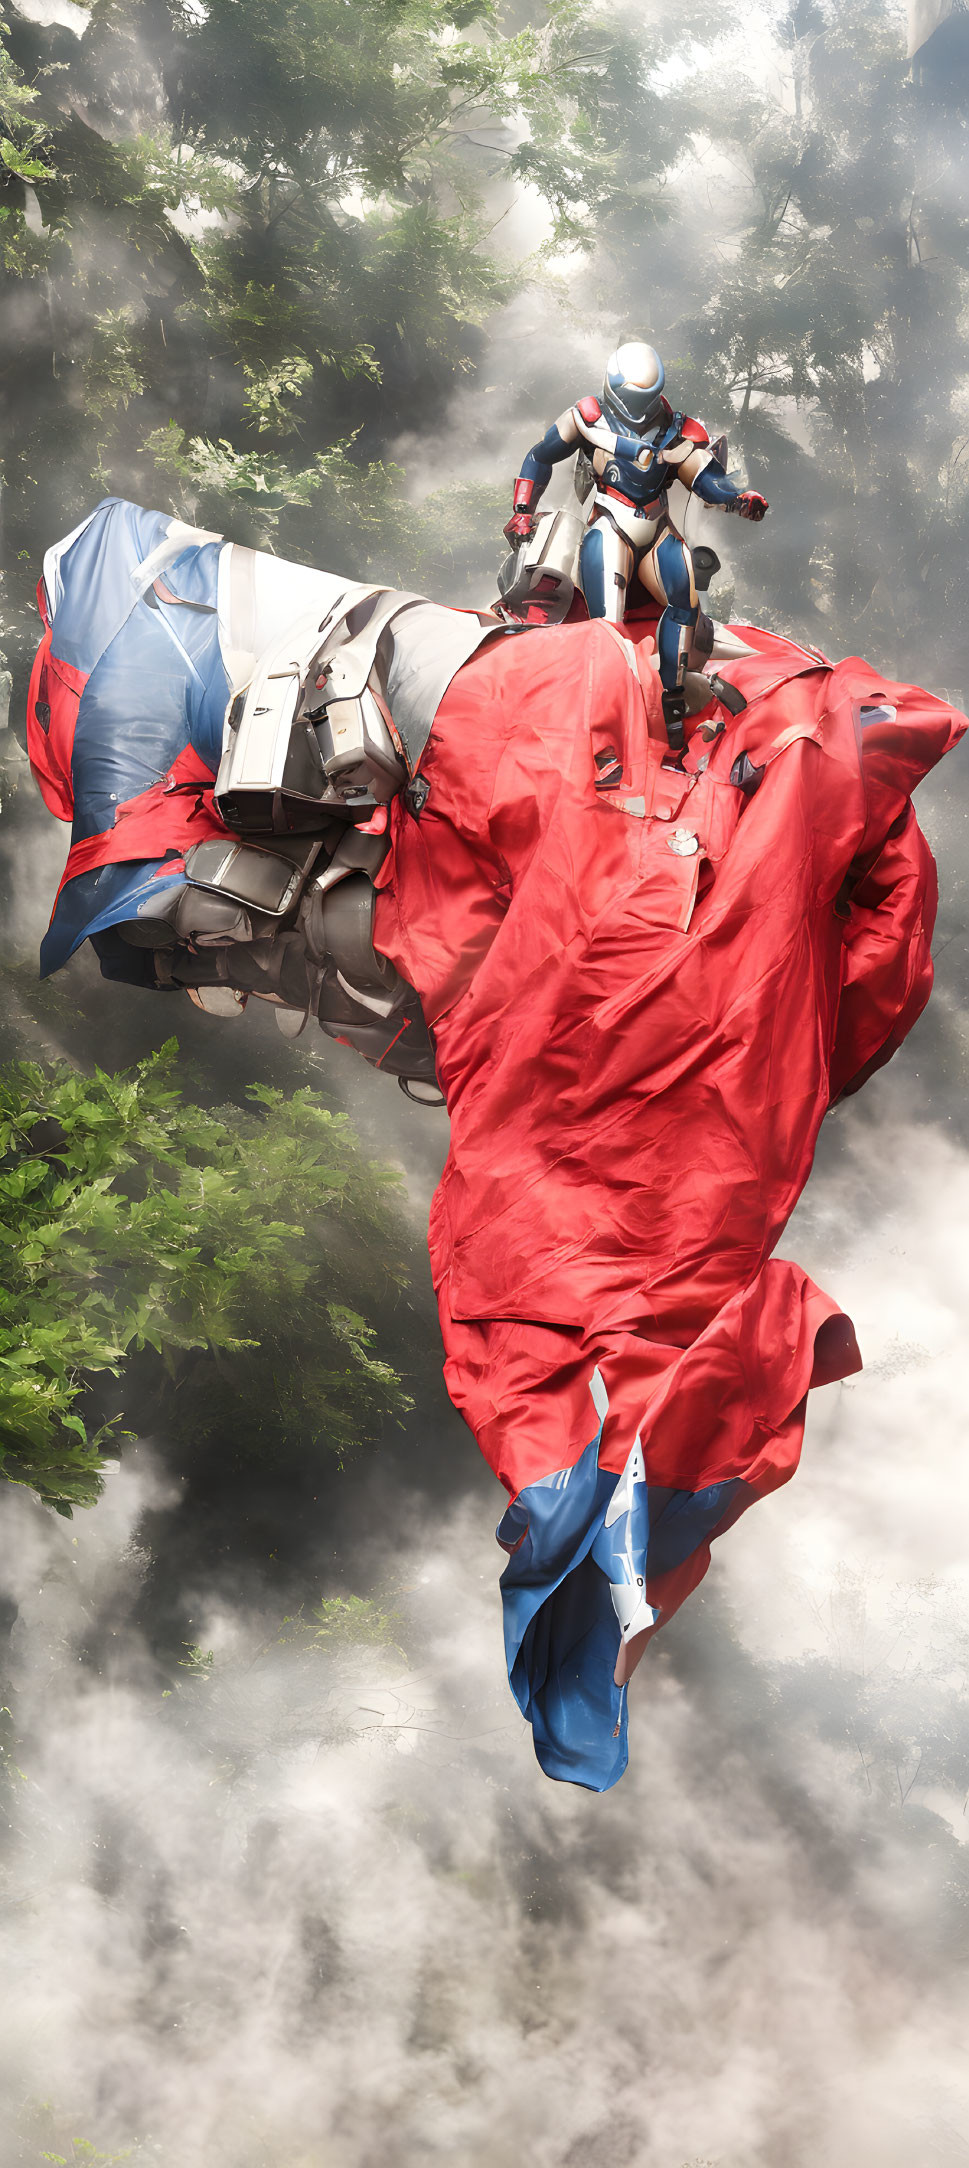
506, 390, 768, 735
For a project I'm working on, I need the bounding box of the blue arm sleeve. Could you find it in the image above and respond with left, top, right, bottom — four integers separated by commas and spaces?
612, 433, 647, 464
520, 421, 577, 489
687, 457, 741, 507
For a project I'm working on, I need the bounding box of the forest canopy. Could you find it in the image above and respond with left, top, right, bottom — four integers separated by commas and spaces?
1, 0, 968, 683
0, 1043, 412, 1512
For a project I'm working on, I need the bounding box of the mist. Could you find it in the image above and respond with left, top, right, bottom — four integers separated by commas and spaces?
3, 1072, 969, 2168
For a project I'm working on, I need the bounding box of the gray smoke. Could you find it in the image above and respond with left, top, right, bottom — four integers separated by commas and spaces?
2, 1070, 969, 2168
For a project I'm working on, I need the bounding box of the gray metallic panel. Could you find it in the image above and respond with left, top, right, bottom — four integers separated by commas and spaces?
383, 602, 498, 769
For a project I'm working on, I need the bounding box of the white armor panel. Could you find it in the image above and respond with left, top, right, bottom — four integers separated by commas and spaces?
590, 492, 666, 549
497, 506, 586, 622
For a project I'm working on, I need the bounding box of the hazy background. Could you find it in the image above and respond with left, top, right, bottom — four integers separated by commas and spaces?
2, 0, 969, 2160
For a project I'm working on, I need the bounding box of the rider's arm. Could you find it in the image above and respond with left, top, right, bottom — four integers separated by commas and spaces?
506, 403, 585, 537
682, 449, 769, 521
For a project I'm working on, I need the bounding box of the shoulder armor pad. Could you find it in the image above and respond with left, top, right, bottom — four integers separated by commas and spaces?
681, 416, 710, 445
575, 394, 602, 426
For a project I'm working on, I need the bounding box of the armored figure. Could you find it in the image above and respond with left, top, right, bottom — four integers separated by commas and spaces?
504, 340, 768, 744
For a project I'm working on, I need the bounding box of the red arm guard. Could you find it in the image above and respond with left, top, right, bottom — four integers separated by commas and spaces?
505, 476, 538, 543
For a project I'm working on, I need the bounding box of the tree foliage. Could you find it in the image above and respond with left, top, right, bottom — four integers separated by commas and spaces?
0, 1042, 411, 1512
628, 0, 969, 680
1, 0, 967, 674
0, 0, 710, 667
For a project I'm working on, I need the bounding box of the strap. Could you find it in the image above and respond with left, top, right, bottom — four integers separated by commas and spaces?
318, 590, 427, 700
227, 542, 258, 651
130, 517, 223, 600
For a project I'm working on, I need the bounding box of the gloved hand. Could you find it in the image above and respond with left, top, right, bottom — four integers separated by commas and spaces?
503, 511, 535, 544
733, 491, 769, 522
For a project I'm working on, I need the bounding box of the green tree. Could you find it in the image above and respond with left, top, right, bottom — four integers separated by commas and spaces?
613, 0, 969, 682
0, 1041, 411, 1513
0, 0, 714, 683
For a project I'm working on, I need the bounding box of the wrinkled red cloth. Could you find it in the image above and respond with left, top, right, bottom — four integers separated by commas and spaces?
374, 620, 963, 1665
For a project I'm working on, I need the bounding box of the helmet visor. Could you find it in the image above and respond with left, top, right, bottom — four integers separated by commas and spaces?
611, 378, 664, 427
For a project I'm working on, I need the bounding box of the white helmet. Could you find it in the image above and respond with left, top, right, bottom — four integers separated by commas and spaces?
602, 341, 666, 431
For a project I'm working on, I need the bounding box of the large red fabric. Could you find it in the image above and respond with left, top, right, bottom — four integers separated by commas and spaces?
374, 619, 963, 1656
26, 623, 86, 823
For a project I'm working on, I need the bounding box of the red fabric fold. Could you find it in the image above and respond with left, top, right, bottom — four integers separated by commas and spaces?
49, 746, 227, 914
374, 619, 964, 1624
26, 632, 86, 822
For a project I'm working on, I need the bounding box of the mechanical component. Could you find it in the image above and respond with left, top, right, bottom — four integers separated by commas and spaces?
577, 516, 630, 624
691, 546, 721, 594
215, 583, 502, 835
161, 858, 440, 1088
303, 873, 404, 1010
186, 985, 247, 1017
214, 612, 335, 833
215, 592, 423, 833
114, 878, 187, 948
662, 687, 688, 752
708, 671, 747, 716
185, 836, 320, 916
173, 891, 253, 947
707, 623, 757, 662
151, 587, 489, 1091
574, 448, 595, 507
312, 817, 391, 897
275, 1007, 309, 1039
730, 751, 764, 796
497, 507, 586, 626
399, 1076, 447, 1107
404, 774, 431, 819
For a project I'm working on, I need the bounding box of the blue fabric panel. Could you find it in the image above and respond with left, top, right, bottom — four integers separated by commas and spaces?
498, 1425, 748, 1791
520, 1549, 631, 1789
145, 550, 227, 769
71, 644, 195, 844
40, 505, 229, 976
645, 1479, 742, 1579
155, 542, 223, 611
47, 500, 171, 673
68, 583, 226, 846
498, 1428, 629, 1792
40, 861, 186, 977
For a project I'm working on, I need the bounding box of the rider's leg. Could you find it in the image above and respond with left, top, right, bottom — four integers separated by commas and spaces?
641, 533, 699, 750
579, 516, 634, 624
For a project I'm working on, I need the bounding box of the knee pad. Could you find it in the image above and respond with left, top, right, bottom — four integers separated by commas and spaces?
655, 534, 696, 615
